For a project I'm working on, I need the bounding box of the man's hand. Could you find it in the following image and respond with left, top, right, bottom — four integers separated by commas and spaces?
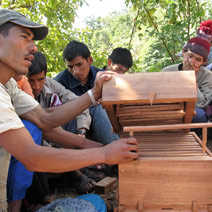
183, 57, 194, 71
101, 138, 139, 164
92, 71, 115, 100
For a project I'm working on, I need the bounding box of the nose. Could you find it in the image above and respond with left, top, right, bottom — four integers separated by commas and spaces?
188, 57, 194, 63
29, 40, 37, 53
32, 81, 40, 90
73, 66, 80, 75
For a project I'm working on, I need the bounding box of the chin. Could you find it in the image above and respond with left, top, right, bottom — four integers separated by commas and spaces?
16, 69, 28, 76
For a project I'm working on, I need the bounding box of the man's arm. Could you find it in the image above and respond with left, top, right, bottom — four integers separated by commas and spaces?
20, 71, 113, 130
48, 78, 91, 131
43, 127, 103, 149
0, 127, 139, 173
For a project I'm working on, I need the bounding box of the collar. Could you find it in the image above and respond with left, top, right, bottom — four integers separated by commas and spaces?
178, 63, 183, 71
67, 66, 98, 89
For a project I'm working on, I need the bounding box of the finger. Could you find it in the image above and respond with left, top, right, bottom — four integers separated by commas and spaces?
125, 137, 138, 145
128, 145, 139, 152
101, 70, 116, 75
125, 151, 139, 160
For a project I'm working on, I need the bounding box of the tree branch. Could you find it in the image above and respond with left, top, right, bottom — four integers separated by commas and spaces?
195, 0, 201, 23
187, 0, 190, 37
142, 3, 175, 62
128, 7, 140, 49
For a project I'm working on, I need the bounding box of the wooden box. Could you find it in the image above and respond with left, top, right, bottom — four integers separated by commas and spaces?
102, 71, 212, 212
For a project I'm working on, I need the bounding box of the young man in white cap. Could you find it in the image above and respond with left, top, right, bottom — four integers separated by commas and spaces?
0, 9, 139, 212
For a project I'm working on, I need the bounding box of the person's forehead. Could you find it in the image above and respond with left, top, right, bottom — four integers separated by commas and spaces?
65, 56, 87, 65
113, 63, 128, 71
9, 24, 34, 38
28, 71, 46, 79
186, 50, 203, 59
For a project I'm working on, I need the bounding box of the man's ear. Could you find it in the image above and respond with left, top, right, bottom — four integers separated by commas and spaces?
108, 59, 112, 66
88, 56, 93, 65
0, 33, 3, 46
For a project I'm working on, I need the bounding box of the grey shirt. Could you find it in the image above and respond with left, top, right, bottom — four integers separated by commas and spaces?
162, 64, 212, 108
37, 77, 91, 130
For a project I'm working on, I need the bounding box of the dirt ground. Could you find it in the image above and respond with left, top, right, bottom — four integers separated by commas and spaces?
47, 171, 118, 212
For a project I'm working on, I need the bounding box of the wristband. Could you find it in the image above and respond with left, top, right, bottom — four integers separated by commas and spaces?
87, 89, 98, 106
77, 130, 86, 135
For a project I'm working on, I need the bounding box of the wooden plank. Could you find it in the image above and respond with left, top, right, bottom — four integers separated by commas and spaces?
103, 105, 120, 133
119, 160, 212, 206
123, 122, 212, 132
117, 103, 184, 114
102, 71, 197, 105
184, 101, 196, 123
95, 177, 117, 194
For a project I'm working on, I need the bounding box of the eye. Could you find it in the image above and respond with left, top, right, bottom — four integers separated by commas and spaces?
20, 34, 28, 39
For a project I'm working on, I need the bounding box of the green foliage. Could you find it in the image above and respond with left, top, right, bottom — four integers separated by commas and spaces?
1, 0, 212, 74
1, 0, 86, 75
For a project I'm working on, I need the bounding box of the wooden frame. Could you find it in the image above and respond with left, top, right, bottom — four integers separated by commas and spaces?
101, 71, 212, 212
117, 123, 212, 212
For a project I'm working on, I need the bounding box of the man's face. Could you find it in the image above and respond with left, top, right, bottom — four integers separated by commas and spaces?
182, 50, 204, 72
0, 25, 37, 79
27, 70, 46, 97
107, 60, 129, 74
65, 56, 92, 84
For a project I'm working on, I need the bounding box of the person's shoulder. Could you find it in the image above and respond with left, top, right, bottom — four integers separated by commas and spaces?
5, 78, 18, 90
45, 77, 66, 88
199, 66, 212, 77
91, 66, 103, 73
162, 64, 180, 72
54, 69, 69, 81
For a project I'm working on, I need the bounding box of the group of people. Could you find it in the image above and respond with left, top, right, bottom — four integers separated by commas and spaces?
0, 8, 137, 212
1, 8, 212, 212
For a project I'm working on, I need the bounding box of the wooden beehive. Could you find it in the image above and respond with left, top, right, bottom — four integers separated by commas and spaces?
102, 71, 212, 212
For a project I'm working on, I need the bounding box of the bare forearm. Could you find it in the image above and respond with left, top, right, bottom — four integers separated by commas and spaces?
1, 127, 139, 174
21, 92, 92, 130
0, 127, 105, 172
26, 146, 106, 172
43, 127, 102, 149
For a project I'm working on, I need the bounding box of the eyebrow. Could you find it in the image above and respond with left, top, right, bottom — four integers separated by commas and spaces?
20, 29, 33, 37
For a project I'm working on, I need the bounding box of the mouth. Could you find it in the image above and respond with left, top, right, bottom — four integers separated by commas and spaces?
24, 54, 34, 66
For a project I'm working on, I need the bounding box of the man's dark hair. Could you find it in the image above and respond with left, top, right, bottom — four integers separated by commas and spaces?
28, 51, 47, 77
63, 40, 91, 61
0, 22, 17, 37
108, 47, 133, 68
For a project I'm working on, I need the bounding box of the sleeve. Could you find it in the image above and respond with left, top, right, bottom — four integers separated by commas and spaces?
196, 68, 212, 108
49, 78, 91, 130
7, 78, 39, 116
0, 85, 24, 133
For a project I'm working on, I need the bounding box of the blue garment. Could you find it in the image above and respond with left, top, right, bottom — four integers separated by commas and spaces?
55, 66, 119, 144
192, 107, 208, 123
7, 119, 42, 201
37, 194, 106, 212
191, 107, 209, 136
55, 66, 101, 96
77, 194, 106, 212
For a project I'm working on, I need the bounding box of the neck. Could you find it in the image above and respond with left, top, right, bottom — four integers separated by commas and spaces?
0, 62, 16, 85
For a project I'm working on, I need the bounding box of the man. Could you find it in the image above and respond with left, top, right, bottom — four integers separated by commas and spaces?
162, 37, 212, 126
28, 51, 91, 137
27, 51, 103, 191
104, 47, 133, 74
55, 40, 119, 145
195, 19, 212, 70
0, 9, 139, 211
